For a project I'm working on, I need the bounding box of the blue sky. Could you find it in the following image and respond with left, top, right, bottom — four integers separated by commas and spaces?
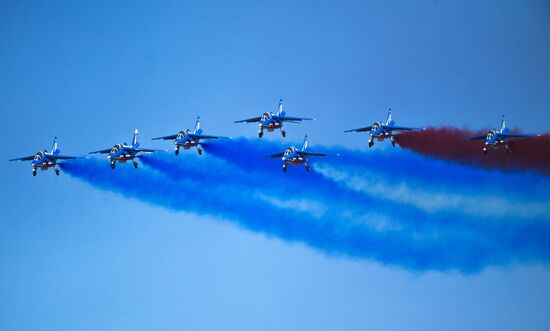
1, 0, 550, 330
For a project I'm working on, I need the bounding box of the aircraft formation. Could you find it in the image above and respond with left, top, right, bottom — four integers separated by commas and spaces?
9, 98, 543, 176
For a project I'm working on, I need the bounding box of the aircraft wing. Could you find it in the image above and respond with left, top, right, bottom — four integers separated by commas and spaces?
133, 148, 158, 153
235, 116, 262, 123
278, 116, 314, 122
386, 126, 418, 131
299, 151, 327, 157
344, 126, 372, 133
9, 155, 35, 161
193, 134, 226, 140
265, 152, 285, 158
152, 134, 178, 140
467, 135, 486, 141
502, 133, 540, 138
89, 148, 112, 154
53, 155, 81, 160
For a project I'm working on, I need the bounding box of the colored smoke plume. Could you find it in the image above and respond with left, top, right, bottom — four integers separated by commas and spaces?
393, 128, 550, 174
59, 138, 550, 273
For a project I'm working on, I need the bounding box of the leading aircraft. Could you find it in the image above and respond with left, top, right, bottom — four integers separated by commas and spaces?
9, 137, 81, 176
89, 129, 157, 169
266, 135, 326, 172
467, 116, 540, 155
345, 108, 421, 147
152, 117, 228, 155
235, 98, 314, 138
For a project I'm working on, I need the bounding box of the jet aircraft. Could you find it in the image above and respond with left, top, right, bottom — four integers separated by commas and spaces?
10, 137, 81, 176
152, 117, 228, 155
89, 129, 157, 168
266, 135, 326, 172
235, 98, 314, 138
345, 108, 421, 147
467, 116, 540, 155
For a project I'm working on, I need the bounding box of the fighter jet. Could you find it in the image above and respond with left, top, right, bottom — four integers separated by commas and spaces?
266, 135, 326, 172
235, 98, 314, 138
9, 137, 81, 176
467, 116, 540, 155
345, 108, 421, 147
152, 117, 228, 155
89, 129, 157, 169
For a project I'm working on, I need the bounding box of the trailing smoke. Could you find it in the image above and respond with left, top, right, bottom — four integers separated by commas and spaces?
393, 128, 550, 174
59, 138, 550, 273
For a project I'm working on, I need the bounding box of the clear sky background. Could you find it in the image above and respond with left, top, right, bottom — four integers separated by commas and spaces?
1, 0, 550, 330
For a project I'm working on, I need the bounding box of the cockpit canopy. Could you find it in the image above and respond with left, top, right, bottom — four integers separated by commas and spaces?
372, 122, 381, 131
177, 130, 188, 139
261, 112, 272, 121
34, 151, 44, 161
284, 147, 296, 156
487, 131, 496, 139
110, 144, 122, 153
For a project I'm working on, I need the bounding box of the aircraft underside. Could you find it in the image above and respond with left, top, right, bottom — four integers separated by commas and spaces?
259, 123, 285, 138
282, 158, 310, 172
175, 141, 202, 155
109, 155, 138, 169
32, 162, 60, 176
483, 141, 511, 155
369, 133, 395, 147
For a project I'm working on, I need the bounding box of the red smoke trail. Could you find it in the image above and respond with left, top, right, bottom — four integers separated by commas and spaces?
393, 127, 550, 174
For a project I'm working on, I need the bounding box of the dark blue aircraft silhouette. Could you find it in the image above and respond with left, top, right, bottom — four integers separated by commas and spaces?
10, 137, 81, 176
89, 129, 157, 169
152, 117, 228, 155
468, 116, 541, 155
345, 108, 421, 147
266, 135, 326, 172
235, 98, 314, 138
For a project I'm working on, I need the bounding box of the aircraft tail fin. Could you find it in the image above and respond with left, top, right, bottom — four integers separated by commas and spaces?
500, 115, 509, 134
386, 108, 395, 126
302, 134, 308, 151
52, 137, 59, 154
132, 129, 139, 146
194, 116, 203, 135
276, 98, 285, 117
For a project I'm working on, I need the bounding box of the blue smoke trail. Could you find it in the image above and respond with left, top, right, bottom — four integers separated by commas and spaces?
59, 138, 550, 273
203, 139, 550, 220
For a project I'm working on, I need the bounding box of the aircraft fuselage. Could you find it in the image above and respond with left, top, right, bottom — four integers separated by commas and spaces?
369, 122, 392, 141
29, 154, 61, 176
258, 116, 286, 137
483, 132, 511, 154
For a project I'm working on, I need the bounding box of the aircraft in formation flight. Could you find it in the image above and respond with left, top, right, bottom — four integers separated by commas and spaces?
235, 98, 314, 138
152, 117, 228, 155
9, 137, 81, 176
345, 108, 422, 147
89, 129, 157, 169
266, 135, 326, 172
9, 100, 545, 176
467, 116, 541, 155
